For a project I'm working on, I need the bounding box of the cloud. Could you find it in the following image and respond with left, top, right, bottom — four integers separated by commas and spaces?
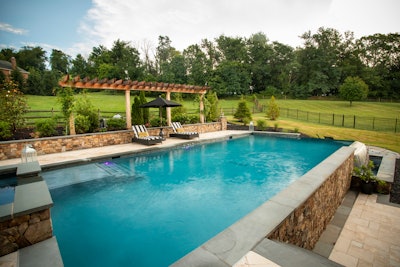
0, 22, 28, 35
75, 0, 400, 56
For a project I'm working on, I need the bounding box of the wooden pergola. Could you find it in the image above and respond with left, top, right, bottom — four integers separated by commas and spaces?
59, 75, 210, 129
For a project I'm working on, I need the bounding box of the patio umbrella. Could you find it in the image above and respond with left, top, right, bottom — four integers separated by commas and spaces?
140, 96, 181, 126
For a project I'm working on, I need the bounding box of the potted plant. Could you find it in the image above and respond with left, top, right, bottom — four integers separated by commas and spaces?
353, 160, 377, 194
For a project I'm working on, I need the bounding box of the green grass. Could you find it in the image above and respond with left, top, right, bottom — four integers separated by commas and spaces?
24, 93, 400, 152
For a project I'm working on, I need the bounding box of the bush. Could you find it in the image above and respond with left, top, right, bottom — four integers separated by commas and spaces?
0, 121, 12, 140
107, 118, 126, 131
189, 115, 199, 124
234, 98, 252, 124
74, 115, 90, 134
35, 118, 57, 137
172, 113, 192, 124
256, 119, 267, 130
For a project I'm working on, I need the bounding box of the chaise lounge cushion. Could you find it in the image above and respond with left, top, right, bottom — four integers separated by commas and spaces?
132, 125, 162, 145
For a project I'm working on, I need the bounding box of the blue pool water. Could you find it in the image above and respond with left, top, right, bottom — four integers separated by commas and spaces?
43, 135, 343, 267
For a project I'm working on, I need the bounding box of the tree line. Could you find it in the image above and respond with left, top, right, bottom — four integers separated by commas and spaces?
0, 27, 399, 99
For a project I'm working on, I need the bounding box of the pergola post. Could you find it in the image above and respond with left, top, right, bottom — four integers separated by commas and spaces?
166, 91, 172, 126
199, 93, 205, 123
125, 89, 132, 129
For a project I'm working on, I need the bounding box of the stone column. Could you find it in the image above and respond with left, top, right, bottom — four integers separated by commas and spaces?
125, 89, 132, 129
166, 91, 171, 126
199, 93, 205, 123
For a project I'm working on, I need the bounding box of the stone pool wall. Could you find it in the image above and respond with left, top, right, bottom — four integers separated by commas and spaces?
0, 120, 226, 160
267, 150, 354, 249
0, 209, 52, 256
0, 180, 54, 257
172, 146, 355, 266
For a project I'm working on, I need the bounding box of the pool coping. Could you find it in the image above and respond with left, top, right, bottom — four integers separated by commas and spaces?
171, 145, 355, 266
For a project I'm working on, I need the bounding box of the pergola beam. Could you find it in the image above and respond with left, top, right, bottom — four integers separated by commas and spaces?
59, 75, 209, 129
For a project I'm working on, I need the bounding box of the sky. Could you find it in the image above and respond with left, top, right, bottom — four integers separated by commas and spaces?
0, 0, 399, 59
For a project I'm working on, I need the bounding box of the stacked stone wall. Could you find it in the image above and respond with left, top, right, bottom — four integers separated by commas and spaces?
0, 209, 52, 256
267, 152, 354, 249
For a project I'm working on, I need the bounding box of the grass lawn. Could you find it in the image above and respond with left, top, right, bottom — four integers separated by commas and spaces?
25, 93, 400, 153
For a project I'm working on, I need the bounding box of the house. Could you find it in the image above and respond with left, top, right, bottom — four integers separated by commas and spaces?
0, 57, 29, 80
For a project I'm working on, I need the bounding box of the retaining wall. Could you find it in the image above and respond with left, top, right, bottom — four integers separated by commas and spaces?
0, 120, 226, 160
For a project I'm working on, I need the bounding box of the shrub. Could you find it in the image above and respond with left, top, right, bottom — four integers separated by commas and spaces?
172, 113, 190, 124
74, 115, 90, 134
35, 118, 57, 137
234, 98, 252, 124
0, 121, 12, 140
189, 115, 199, 124
256, 119, 267, 130
107, 118, 126, 131
266, 95, 280, 120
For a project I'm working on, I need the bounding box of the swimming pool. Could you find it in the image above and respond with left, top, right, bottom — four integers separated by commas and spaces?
43, 135, 343, 266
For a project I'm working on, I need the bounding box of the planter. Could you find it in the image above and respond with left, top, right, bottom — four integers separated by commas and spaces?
361, 181, 375, 195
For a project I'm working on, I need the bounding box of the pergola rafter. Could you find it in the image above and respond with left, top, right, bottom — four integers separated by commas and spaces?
59, 75, 210, 129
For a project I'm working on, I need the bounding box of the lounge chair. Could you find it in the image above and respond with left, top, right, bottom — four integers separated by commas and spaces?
132, 125, 163, 145
169, 122, 199, 139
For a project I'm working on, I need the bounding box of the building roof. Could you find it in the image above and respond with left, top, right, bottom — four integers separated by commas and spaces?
0, 59, 29, 74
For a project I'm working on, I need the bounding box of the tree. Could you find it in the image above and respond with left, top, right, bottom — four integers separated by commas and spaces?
266, 95, 280, 120
131, 96, 143, 125
0, 80, 29, 133
339, 76, 368, 106
16, 46, 47, 71
234, 97, 252, 125
139, 91, 149, 124
50, 49, 70, 75
57, 87, 75, 135
205, 90, 219, 122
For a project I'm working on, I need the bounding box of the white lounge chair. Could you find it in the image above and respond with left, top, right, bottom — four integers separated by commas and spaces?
132, 125, 163, 145
169, 122, 199, 139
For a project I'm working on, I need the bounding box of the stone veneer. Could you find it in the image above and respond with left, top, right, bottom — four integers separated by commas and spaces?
0, 180, 54, 257
172, 145, 355, 266
0, 209, 52, 256
267, 149, 354, 249
0, 120, 226, 160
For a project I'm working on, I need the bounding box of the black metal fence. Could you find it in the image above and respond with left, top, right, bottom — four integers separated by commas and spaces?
277, 108, 398, 133
24, 107, 399, 133
220, 106, 398, 133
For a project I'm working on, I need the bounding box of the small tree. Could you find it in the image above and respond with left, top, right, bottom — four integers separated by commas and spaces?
57, 87, 75, 135
205, 90, 219, 122
339, 76, 369, 106
234, 97, 252, 125
139, 91, 149, 124
266, 95, 280, 120
74, 92, 98, 132
131, 96, 143, 125
0, 80, 29, 133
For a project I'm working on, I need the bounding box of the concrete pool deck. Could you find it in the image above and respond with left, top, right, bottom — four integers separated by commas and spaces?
1, 130, 400, 267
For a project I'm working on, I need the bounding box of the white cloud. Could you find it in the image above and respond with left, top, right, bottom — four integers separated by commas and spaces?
74, 0, 400, 56
0, 22, 28, 35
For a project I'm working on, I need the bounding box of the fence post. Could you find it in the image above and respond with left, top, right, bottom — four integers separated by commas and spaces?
353, 115, 356, 128
332, 114, 335, 125
396, 118, 398, 133
51, 107, 54, 117
342, 114, 344, 127
372, 117, 375, 130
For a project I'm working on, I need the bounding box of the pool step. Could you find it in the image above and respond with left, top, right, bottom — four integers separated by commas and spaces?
95, 162, 134, 178
253, 238, 343, 267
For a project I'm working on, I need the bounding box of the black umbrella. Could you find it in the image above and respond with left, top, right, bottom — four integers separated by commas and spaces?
140, 96, 181, 126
